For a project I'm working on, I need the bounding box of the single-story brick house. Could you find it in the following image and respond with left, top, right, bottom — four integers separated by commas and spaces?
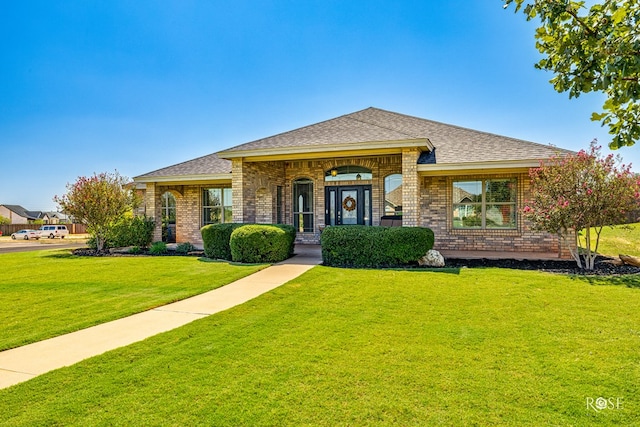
134, 107, 573, 258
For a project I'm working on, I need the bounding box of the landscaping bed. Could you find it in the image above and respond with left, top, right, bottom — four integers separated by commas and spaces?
71, 248, 205, 257
442, 256, 640, 276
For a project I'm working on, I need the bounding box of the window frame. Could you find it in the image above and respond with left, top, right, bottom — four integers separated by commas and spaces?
452, 178, 517, 230
384, 173, 403, 216
293, 178, 314, 233
202, 187, 232, 226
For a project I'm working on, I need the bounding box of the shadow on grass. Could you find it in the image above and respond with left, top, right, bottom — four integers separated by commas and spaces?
41, 250, 76, 259
197, 257, 267, 267
403, 267, 462, 275
570, 274, 640, 288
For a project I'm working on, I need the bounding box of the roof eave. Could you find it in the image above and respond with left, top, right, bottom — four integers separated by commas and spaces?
217, 139, 433, 161
134, 173, 232, 183
418, 159, 542, 176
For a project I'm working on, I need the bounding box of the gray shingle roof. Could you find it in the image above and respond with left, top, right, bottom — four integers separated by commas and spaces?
221, 107, 569, 164
1, 205, 41, 220
135, 153, 231, 179
135, 107, 570, 180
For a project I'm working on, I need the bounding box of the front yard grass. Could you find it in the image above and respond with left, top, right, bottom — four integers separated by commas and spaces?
1, 266, 638, 425
0, 249, 265, 351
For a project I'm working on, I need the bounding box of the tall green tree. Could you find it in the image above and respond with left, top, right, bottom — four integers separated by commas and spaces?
54, 171, 139, 251
505, 0, 640, 149
523, 141, 640, 269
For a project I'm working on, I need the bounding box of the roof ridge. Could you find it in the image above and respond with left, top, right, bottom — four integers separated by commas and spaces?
343, 107, 424, 140
221, 107, 397, 152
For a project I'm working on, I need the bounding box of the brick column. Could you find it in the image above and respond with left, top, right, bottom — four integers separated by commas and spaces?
145, 183, 163, 242
401, 148, 419, 227
231, 159, 244, 223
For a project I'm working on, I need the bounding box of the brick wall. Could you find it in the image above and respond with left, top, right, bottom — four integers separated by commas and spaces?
420, 172, 574, 258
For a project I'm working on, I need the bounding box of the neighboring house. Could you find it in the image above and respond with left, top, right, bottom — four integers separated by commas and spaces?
134, 107, 573, 258
42, 211, 71, 224
0, 205, 42, 224
0, 205, 70, 225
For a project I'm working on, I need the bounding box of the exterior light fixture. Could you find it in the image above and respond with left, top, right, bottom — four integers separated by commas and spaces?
356, 173, 362, 180
330, 168, 338, 177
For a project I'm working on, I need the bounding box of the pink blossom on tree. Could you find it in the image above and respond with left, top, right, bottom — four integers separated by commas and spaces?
523, 141, 640, 270
54, 171, 139, 251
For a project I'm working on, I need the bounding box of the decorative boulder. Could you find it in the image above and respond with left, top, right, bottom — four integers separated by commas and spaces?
418, 249, 445, 267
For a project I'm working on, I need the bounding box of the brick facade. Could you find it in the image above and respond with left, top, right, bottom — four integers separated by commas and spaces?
140, 157, 571, 258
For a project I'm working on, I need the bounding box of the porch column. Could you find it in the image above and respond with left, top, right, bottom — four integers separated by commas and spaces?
401, 148, 420, 227
231, 158, 245, 223
145, 183, 163, 242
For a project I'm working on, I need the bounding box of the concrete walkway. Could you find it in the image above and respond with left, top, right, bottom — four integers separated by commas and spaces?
0, 245, 322, 390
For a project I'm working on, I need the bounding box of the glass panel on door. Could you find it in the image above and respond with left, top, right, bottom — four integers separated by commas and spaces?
341, 190, 358, 225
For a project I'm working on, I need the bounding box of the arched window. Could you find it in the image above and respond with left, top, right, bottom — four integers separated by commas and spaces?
161, 192, 176, 243
384, 174, 402, 216
293, 178, 314, 232
325, 165, 372, 182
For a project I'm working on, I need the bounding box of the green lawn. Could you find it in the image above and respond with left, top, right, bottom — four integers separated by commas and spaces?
1, 266, 638, 425
0, 249, 265, 351
580, 222, 640, 257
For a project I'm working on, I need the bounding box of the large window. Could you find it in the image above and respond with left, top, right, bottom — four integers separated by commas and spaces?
453, 179, 516, 229
293, 178, 314, 232
161, 192, 176, 243
384, 174, 403, 216
203, 188, 232, 225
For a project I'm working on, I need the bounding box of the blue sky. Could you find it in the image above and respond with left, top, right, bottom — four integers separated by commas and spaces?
1, 1, 636, 211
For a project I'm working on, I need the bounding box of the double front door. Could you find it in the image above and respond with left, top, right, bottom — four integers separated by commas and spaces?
325, 185, 372, 226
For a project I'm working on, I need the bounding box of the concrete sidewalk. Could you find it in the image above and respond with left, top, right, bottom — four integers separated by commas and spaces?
0, 246, 322, 390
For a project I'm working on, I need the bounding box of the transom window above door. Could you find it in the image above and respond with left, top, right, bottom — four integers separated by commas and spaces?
325, 165, 372, 182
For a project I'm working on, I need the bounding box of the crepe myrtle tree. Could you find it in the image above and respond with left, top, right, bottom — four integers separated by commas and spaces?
504, 0, 640, 149
523, 141, 640, 269
54, 171, 139, 251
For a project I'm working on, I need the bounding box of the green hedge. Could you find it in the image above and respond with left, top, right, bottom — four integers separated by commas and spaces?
87, 216, 155, 250
201, 223, 295, 262
230, 224, 296, 263
200, 223, 244, 260
321, 225, 434, 268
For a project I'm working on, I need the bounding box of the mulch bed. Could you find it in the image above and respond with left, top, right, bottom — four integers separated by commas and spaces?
71, 248, 640, 276
442, 256, 640, 276
72, 248, 205, 257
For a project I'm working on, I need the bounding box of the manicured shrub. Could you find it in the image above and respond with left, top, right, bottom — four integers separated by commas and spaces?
200, 223, 244, 260
108, 216, 155, 249
230, 224, 296, 263
321, 225, 434, 268
128, 246, 142, 255
176, 242, 195, 254
149, 241, 168, 255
